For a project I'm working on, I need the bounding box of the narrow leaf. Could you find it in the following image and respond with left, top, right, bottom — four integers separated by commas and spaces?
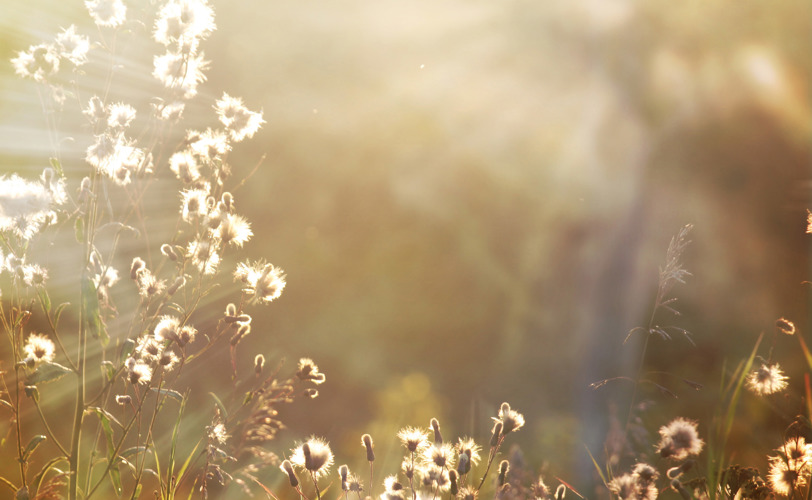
86, 407, 121, 496
209, 392, 227, 419
150, 388, 183, 402
81, 273, 108, 347
22, 435, 47, 461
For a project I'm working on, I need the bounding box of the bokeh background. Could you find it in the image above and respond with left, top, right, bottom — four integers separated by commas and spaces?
1, 0, 810, 497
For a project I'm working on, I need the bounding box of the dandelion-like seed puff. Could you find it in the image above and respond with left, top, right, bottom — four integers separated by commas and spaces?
234, 260, 286, 304
24, 333, 55, 365
656, 417, 704, 460
746, 363, 789, 396
290, 437, 334, 479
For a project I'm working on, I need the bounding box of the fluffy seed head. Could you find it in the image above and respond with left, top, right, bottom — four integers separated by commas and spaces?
656, 418, 704, 460
24, 333, 55, 365
290, 437, 334, 478
746, 363, 789, 396
397, 426, 428, 453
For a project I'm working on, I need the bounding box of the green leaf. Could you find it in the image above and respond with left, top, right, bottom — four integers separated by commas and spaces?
86, 407, 121, 496
53, 303, 69, 329
150, 388, 183, 403
22, 435, 46, 461
101, 361, 115, 382
48, 157, 63, 177
209, 392, 227, 419
81, 273, 108, 348
74, 217, 84, 243
37, 289, 51, 314
26, 362, 72, 385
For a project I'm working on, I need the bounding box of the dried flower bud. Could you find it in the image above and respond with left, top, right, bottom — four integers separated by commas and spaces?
449, 470, 459, 495
225, 303, 237, 317
221, 192, 233, 211
115, 395, 131, 405
430, 418, 442, 444
490, 422, 503, 447
670, 479, 690, 500
130, 257, 145, 280
362, 434, 375, 462
254, 354, 265, 374
160, 244, 178, 261
457, 452, 471, 476
775, 317, 795, 335
555, 484, 566, 500
281, 460, 298, 487
166, 276, 185, 296
303, 388, 319, 398
497, 460, 509, 486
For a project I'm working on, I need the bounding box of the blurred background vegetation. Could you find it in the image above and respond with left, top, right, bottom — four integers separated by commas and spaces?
1, 0, 810, 496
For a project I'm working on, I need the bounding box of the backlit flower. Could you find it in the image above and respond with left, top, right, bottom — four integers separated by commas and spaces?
398, 426, 428, 453
215, 93, 265, 142
656, 418, 704, 460
234, 260, 286, 304
746, 363, 789, 396
55, 25, 90, 66
24, 333, 55, 365
291, 437, 334, 478
85, 0, 126, 28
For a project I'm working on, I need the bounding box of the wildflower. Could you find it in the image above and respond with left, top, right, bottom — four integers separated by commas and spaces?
631, 463, 659, 485
20, 264, 48, 287
135, 268, 166, 298
458, 486, 478, 500
154, 316, 180, 343
107, 102, 136, 131
153, 0, 216, 48
83, 96, 107, 125
11, 43, 60, 82
456, 437, 482, 466
746, 363, 789, 396
290, 437, 334, 478
532, 478, 550, 499
177, 325, 197, 346
422, 443, 455, 469
383, 475, 402, 493
495, 402, 525, 435
779, 437, 812, 469
166, 276, 185, 296
656, 418, 704, 460
172, 153, 202, 184
55, 25, 90, 66
401, 458, 415, 480
216, 212, 252, 247
775, 317, 795, 335
398, 426, 428, 453
188, 128, 230, 161
24, 334, 55, 365
215, 93, 265, 142
768, 456, 806, 496
187, 237, 220, 275
180, 188, 209, 220
136, 335, 163, 361
158, 350, 179, 371
85, 0, 126, 28
0, 174, 62, 239
608, 474, 637, 500
153, 50, 208, 99
234, 260, 286, 304
296, 358, 326, 384
126, 358, 152, 385
156, 100, 185, 121
421, 464, 450, 492
94, 267, 119, 291
345, 473, 363, 493
209, 422, 228, 444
